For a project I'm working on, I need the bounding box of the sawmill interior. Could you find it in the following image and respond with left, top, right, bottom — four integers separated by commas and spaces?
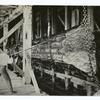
0, 5, 100, 96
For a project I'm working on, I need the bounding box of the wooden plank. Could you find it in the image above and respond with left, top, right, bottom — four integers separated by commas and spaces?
0, 19, 23, 44
0, 69, 43, 95
28, 65, 40, 94
0, 84, 36, 95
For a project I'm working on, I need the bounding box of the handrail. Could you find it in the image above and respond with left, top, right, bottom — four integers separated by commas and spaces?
35, 66, 99, 88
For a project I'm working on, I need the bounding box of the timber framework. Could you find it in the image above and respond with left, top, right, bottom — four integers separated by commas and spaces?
0, 5, 100, 96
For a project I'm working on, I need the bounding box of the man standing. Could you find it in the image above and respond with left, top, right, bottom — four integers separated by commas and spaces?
0, 48, 14, 94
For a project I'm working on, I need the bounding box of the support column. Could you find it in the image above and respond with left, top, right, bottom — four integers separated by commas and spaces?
65, 70, 70, 90
87, 7, 94, 31
23, 6, 32, 84
65, 7, 68, 30
3, 23, 8, 52
86, 77, 92, 96
51, 8, 54, 35
47, 7, 51, 38
23, 6, 40, 94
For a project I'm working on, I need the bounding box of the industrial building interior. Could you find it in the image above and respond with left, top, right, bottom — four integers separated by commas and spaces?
0, 5, 100, 96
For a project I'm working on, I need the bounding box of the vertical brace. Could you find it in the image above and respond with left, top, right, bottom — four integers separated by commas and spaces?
47, 7, 51, 38
51, 8, 54, 35
87, 7, 94, 31
16, 26, 21, 44
51, 67, 55, 92
3, 22, 8, 51
65, 70, 70, 90
40, 65, 43, 78
23, 6, 40, 94
23, 6, 31, 84
86, 77, 92, 96
65, 7, 68, 30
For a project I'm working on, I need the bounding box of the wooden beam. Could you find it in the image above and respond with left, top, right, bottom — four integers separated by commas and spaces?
28, 62, 40, 94
57, 15, 65, 27
0, 6, 23, 26
0, 5, 17, 9
87, 7, 94, 31
51, 8, 54, 35
23, 6, 40, 94
0, 19, 23, 44
35, 67, 99, 88
3, 22, 8, 51
86, 77, 92, 96
47, 7, 51, 38
23, 6, 31, 84
65, 7, 68, 30
65, 70, 70, 90
51, 67, 55, 91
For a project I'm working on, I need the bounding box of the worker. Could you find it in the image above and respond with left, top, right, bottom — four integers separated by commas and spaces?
0, 48, 16, 94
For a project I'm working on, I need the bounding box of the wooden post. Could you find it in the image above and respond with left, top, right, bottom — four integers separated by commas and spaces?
65, 70, 70, 90
87, 7, 94, 31
47, 7, 51, 38
86, 77, 92, 96
23, 6, 40, 94
51, 8, 54, 36
39, 11, 42, 39
23, 6, 32, 84
40, 64, 43, 78
16, 26, 21, 44
86, 85, 92, 96
52, 67, 55, 83
65, 7, 68, 30
51, 66, 55, 93
3, 22, 8, 52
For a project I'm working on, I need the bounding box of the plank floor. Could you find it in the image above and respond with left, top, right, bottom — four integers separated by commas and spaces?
0, 69, 47, 95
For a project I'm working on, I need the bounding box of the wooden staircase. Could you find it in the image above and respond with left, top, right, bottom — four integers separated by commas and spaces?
0, 69, 47, 95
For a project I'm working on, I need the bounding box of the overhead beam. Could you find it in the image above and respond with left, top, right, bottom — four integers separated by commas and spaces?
0, 5, 17, 9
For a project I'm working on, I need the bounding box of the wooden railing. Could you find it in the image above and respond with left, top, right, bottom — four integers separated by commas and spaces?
32, 59, 99, 96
